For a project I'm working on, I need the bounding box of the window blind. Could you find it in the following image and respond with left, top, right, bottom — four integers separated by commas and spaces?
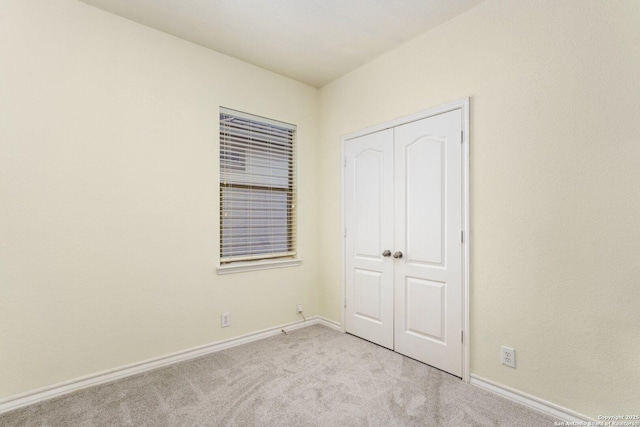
219, 108, 296, 264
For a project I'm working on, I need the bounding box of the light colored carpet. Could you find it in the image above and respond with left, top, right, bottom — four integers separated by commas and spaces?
0, 325, 557, 426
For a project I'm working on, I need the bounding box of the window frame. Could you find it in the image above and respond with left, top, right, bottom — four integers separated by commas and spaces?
216, 107, 302, 274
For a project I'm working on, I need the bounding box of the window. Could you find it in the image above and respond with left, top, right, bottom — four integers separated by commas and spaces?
218, 108, 298, 271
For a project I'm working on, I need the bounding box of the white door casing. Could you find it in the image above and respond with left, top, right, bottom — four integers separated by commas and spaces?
343, 101, 467, 379
344, 129, 394, 349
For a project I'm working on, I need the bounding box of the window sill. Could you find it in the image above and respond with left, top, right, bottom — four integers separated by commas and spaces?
216, 258, 303, 275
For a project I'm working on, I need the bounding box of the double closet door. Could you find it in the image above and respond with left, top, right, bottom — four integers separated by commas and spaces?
344, 108, 463, 377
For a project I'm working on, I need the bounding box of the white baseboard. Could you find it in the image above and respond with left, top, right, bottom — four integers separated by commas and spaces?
316, 316, 343, 332
470, 374, 593, 423
0, 316, 336, 415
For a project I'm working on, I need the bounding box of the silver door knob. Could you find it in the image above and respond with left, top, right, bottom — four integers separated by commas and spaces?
393, 251, 403, 259
382, 250, 391, 257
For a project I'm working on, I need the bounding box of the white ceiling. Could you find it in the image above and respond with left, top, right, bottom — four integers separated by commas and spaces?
79, 0, 484, 88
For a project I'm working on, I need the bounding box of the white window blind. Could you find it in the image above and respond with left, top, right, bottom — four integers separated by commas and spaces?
219, 108, 296, 264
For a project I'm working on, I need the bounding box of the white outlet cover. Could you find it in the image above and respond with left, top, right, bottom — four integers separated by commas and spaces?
501, 346, 515, 368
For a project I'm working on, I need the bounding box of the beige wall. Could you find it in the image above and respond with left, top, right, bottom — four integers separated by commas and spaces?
0, 0, 320, 398
319, 0, 640, 418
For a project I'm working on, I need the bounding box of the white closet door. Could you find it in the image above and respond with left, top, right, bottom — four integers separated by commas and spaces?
393, 109, 463, 377
344, 129, 395, 349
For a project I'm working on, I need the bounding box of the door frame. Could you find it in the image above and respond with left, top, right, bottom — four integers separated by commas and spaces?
340, 97, 470, 382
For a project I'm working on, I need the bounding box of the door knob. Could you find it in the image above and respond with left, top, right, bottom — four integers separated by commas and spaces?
382, 250, 391, 257
393, 251, 403, 259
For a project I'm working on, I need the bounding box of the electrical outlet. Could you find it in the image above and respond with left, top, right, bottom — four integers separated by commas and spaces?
296, 303, 303, 313
501, 346, 515, 368
221, 312, 231, 328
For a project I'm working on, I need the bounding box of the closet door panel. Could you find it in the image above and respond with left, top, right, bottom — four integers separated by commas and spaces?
344, 129, 395, 349
394, 109, 463, 377
404, 136, 445, 266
